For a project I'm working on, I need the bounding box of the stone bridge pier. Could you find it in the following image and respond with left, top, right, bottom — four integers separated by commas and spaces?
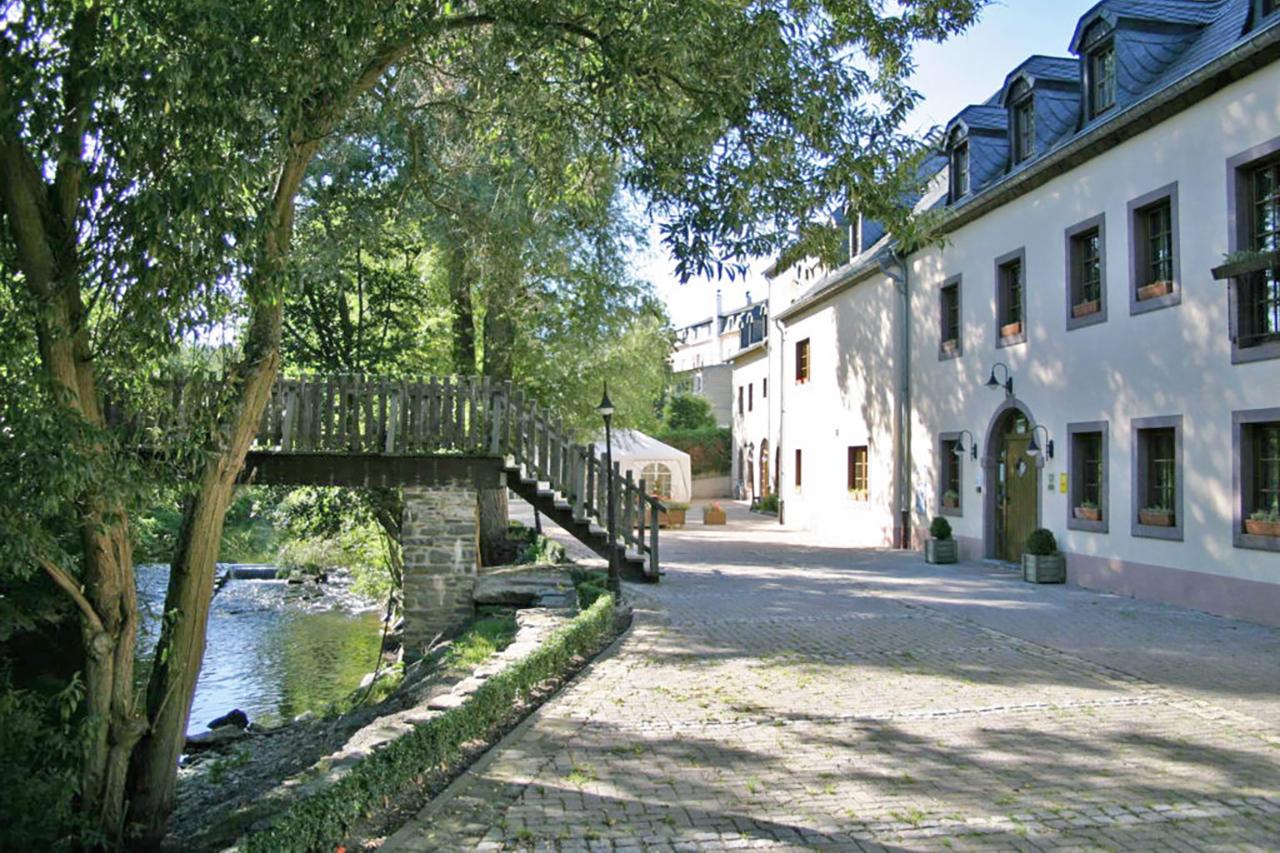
401, 484, 479, 657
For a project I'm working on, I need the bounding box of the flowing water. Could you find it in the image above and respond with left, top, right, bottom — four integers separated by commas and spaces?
136, 565, 382, 735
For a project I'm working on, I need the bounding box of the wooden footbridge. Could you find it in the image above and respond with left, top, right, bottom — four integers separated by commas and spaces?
135, 374, 663, 583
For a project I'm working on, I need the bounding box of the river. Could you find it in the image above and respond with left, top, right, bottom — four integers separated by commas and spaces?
136, 565, 383, 735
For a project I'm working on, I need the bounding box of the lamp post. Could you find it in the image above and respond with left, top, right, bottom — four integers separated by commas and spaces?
985, 362, 1014, 399
596, 383, 620, 595
1026, 424, 1055, 460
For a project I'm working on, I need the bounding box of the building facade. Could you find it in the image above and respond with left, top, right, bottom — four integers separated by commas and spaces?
739, 0, 1280, 625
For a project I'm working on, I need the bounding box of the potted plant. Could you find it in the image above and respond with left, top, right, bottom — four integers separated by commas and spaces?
1000, 320, 1023, 339
659, 502, 688, 529
703, 501, 727, 525
1139, 505, 1174, 527
1023, 528, 1066, 584
942, 490, 959, 510
925, 516, 957, 564
1136, 280, 1173, 301
1072, 298, 1101, 318
1211, 248, 1280, 281
941, 337, 959, 355
1073, 499, 1101, 522
1244, 507, 1280, 538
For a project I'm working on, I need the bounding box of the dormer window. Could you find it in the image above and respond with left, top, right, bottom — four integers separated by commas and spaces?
950, 137, 970, 202
1083, 23, 1116, 119
1010, 80, 1035, 164
1258, 0, 1278, 20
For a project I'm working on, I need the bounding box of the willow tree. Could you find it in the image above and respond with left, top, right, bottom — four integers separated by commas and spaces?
2, 0, 986, 845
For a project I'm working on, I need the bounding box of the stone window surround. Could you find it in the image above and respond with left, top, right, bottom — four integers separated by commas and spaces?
938, 431, 964, 518
1226, 134, 1280, 364
1066, 421, 1109, 534
1131, 414, 1184, 542
1233, 407, 1280, 552
1065, 213, 1108, 331
939, 275, 963, 361
1127, 182, 1182, 316
994, 247, 1028, 348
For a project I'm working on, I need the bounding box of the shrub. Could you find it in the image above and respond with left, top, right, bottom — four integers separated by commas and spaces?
658, 426, 731, 476
1025, 528, 1058, 556
757, 493, 779, 513
576, 582, 608, 610
240, 595, 617, 852
518, 535, 567, 566
662, 394, 716, 430
929, 516, 952, 541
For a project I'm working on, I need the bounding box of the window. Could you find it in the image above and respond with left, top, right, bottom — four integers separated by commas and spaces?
847, 446, 868, 498
762, 378, 768, 398
938, 433, 963, 517
939, 277, 961, 358
795, 338, 811, 383
641, 462, 674, 500
1066, 215, 1107, 330
1088, 43, 1116, 118
737, 385, 744, 416
748, 383, 754, 412
1067, 422, 1108, 533
995, 249, 1027, 346
1257, 0, 1278, 21
1133, 416, 1183, 541
794, 449, 803, 488
1128, 184, 1181, 315
1236, 410, 1280, 550
1241, 158, 1280, 350
1011, 81, 1035, 164
951, 139, 970, 201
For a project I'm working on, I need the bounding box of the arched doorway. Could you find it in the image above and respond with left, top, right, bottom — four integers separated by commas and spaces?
983, 400, 1041, 561
737, 448, 746, 497
759, 439, 771, 498
746, 443, 756, 503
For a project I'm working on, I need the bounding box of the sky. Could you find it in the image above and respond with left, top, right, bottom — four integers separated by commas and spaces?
634, 0, 1101, 329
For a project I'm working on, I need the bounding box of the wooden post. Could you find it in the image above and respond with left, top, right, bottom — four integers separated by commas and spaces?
649, 497, 660, 580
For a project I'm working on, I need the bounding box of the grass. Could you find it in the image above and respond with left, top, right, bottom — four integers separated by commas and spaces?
444, 612, 518, 668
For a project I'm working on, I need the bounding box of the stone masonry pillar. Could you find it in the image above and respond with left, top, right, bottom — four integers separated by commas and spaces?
401, 483, 479, 658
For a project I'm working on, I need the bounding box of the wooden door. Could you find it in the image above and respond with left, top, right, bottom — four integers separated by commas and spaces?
1000, 432, 1037, 561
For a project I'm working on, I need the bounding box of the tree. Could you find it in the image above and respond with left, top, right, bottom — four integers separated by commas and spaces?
663, 395, 718, 432
2, 1, 988, 844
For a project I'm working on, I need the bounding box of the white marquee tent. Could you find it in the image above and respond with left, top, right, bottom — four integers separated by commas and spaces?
593, 429, 693, 503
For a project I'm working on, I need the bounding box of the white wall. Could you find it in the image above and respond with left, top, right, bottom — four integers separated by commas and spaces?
731, 348, 771, 499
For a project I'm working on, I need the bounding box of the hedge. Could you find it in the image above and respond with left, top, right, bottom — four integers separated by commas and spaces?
240, 594, 618, 852
659, 426, 731, 476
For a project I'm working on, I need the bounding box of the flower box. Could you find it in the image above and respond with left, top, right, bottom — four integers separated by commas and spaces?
943, 495, 959, 509
1139, 510, 1174, 527
702, 506, 727, 525
1211, 249, 1280, 281
658, 507, 686, 529
1244, 518, 1280, 537
1023, 553, 1066, 584
1000, 321, 1023, 339
925, 539, 957, 564
1071, 299, 1101, 318
941, 338, 959, 355
1136, 280, 1173, 302
1073, 506, 1101, 522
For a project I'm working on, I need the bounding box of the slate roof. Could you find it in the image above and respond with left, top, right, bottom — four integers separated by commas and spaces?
1002, 55, 1082, 96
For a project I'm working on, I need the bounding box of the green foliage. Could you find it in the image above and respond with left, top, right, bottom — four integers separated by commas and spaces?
1250, 507, 1280, 523
1025, 528, 1058, 556
518, 536, 567, 566
443, 614, 519, 668
568, 568, 610, 611
240, 594, 617, 853
663, 395, 716, 431
929, 516, 953, 541
758, 493, 779, 513
660, 427, 732, 476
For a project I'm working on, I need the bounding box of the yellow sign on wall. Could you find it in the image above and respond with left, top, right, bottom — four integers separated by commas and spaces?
1059, 473, 1068, 494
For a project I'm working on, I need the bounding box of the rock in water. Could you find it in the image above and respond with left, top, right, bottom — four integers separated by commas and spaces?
208, 708, 249, 730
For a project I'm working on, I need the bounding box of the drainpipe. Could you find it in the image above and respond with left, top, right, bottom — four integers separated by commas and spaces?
773, 315, 786, 525
879, 252, 911, 550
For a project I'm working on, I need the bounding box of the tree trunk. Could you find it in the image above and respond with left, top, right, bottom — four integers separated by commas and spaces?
478, 292, 517, 565
446, 234, 477, 374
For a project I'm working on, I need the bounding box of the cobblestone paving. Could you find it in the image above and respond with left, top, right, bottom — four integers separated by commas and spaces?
385, 504, 1280, 851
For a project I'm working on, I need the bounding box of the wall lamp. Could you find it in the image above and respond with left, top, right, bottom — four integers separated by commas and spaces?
953, 429, 979, 460
1026, 424, 1054, 460
985, 362, 1014, 398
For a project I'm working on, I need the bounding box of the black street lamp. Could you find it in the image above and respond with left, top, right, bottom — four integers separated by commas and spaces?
596, 383, 620, 595
954, 429, 979, 460
985, 362, 1015, 398
1026, 424, 1055, 460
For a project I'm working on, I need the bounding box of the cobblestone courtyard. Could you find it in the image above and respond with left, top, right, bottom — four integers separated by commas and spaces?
385, 504, 1280, 851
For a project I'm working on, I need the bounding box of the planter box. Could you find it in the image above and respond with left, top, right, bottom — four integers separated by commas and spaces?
943, 497, 959, 510
1137, 280, 1173, 301
1023, 553, 1066, 584
925, 539, 958, 564
1000, 321, 1023, 339
1073, 506, 1101, 522
659, 508, 686, 529
941, 338, 959, 355
702, 507, 727, 525
1139, 510, 1174, 527
1245, 518, 1280, 537
1211, 249, 1280, 281
1071, 299, 1101, 318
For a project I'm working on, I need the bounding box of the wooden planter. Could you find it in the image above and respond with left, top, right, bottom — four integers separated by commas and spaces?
1073, 506, 1101, 522
1211, 249, 1280, 280
1072, 299, 1101, 318
1244, 518, 1280, 537
1139, 510, 1174, 527
1000, 321, 1023, 339
702, 507, 727, 526
941, 338, 959, 355
659, 508, 686, 529
1023, 553, 1066, 584
925, 539, 957, 564
1137, 280, 1173, 301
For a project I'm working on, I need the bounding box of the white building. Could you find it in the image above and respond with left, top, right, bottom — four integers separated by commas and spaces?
740, 0, 1280, 626
672, 291, 768, 427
